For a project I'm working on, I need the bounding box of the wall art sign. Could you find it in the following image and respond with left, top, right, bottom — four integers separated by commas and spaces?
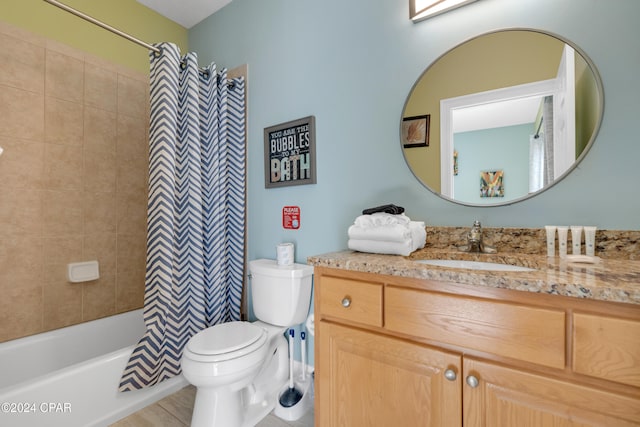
264, 116, 317, 188
401, 114, 430, 148
480, 170, 504, 198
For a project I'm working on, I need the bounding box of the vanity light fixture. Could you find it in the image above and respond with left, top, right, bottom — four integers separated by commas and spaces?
410, 0, 479, 22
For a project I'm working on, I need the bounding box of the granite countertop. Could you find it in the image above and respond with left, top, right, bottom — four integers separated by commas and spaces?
307, 249, 640, 306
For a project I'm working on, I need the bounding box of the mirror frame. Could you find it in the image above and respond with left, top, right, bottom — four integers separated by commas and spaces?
400, 28, 604, 207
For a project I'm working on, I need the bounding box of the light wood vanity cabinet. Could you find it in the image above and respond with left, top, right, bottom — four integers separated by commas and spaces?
314, 267, 640, 427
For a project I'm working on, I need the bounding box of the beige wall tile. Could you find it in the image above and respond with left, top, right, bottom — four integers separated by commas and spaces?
116, 233, 146, 275
0, 32, 45, 93
117, 158, 149, 200
116, 274, 145, 312
43, 281, 82, 330
83, 50, 146, 84
0, 188, 43, 235
44, 143, 84, 190
117, 191, 148, 235
117, 74, 149, 119
0, 20, 47, 49
84, 232, 117, 272
43, 236, 83, 279
0, 26, 150, 342
84, 191, 117, 233
116, 233, 146, 312
84, 106, 117, 152
85, 63, 117, 112
0, 286, 43, 342
45, 37, 84, 62
117, 113, 148, 159
0, 236, 44, 291
45, 97, 83, 146
84, 147, 117, 192
83, 276, 116, 321
0, 84, 44, 141
45, 49, 84, 103
42, 190, 84, 236
0, 136, 45, 190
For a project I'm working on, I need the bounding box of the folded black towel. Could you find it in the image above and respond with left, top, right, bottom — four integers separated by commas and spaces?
362, 204, 405, 215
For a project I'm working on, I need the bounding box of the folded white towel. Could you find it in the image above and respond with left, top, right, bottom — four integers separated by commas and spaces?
348, 224, 411, 243
354, 213, 410, 228
348, 238, 414, 256
348, 220, 426, 244
411, 222, 427, 250
348, 223, 426, 256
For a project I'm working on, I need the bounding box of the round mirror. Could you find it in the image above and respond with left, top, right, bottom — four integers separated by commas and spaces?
401, 29, 603, 206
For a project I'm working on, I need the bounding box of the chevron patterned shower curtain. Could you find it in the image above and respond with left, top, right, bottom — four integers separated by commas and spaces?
119, 43, 246, 391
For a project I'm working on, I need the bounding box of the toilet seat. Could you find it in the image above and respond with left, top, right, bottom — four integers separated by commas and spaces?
185, 321, 267, 363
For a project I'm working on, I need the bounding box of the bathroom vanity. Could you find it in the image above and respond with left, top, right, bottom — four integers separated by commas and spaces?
309, 250, 640, 426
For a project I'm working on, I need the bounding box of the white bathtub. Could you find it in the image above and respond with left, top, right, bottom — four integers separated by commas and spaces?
0, 309, 188, 427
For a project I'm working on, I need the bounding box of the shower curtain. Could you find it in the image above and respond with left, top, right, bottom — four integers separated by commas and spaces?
119, 43, 246, 391
529, 96, 554, 193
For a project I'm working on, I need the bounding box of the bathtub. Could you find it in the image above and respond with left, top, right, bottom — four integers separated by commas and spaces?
0, 309, 188, 427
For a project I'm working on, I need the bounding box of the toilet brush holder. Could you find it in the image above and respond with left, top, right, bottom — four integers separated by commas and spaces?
274, 366, 313, 421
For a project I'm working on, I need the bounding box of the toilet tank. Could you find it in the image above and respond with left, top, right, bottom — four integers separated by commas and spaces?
249, 259, 313, 326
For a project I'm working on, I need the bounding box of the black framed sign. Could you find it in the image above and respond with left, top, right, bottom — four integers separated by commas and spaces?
264, 116, 317, 188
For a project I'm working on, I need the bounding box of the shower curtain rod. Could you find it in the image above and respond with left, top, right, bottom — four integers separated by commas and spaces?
42, 0, 236, 86
534, 117, 544, 139
43, 0, 160, 54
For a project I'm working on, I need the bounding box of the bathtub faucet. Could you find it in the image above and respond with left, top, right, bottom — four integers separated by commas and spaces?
458, 220, 497, 254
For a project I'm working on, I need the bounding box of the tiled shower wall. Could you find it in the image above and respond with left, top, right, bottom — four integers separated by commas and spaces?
0, 22, 149, 342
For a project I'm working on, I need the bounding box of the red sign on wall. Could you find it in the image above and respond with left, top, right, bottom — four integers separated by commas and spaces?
282, 206, 301, 229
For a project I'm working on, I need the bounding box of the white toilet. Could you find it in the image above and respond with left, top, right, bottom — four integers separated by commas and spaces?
181, 259, 313, 427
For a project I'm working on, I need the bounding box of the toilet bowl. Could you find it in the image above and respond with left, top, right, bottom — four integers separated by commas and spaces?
182, 321, 289, 427
181, 259, 313, 427
182, 321, 269, 387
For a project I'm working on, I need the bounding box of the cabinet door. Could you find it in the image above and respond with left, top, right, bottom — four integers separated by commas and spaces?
463, 358, 640, 427
318, 321, 462, 427
573, 312, 640, 388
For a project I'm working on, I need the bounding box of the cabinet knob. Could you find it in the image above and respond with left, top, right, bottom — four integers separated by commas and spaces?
444, 369, 457, 381
466, 375, 479, 388
341, 297, 351, 308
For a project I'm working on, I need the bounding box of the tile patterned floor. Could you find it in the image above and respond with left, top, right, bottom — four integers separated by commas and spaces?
110, 385, 314, 427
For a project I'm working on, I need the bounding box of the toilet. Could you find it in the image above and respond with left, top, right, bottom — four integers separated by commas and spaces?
181, 259, 313, 427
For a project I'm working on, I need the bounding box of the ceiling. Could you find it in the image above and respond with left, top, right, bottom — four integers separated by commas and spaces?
136, 0, 232, 28
453, 96, 543, 133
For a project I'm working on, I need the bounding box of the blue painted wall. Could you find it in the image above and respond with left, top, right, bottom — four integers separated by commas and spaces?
454, 123, 533, 204
189, 0, 640, 365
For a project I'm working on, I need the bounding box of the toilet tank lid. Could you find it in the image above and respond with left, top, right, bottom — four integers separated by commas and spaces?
249, 259, 313, 278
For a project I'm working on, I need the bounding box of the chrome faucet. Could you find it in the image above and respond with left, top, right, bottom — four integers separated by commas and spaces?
458, 221, 497, 253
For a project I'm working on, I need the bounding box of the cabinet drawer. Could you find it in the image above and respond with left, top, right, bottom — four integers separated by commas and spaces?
573, 312, 640, 388
385, 287, 566, 369
317, 276, 383, 327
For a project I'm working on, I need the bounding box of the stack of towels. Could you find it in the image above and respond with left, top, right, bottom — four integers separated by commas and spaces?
347, 210, 426, 257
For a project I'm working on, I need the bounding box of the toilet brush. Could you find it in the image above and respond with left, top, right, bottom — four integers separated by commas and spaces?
300, 331, 306, 381
279, 328, 303, 407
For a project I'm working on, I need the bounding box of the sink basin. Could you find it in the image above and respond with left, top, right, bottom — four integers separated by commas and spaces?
414, 259, 535, 272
